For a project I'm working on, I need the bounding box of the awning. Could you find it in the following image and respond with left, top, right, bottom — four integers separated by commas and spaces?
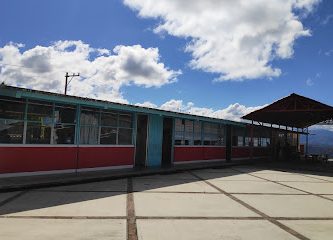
242, 93, 333, 129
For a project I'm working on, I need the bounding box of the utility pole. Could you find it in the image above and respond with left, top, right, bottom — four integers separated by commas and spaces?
64, 72, 80, 95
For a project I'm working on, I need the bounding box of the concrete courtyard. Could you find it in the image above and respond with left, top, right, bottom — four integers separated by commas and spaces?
0, 166, 333, 240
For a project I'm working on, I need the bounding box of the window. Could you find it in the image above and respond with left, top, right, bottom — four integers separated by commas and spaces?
53, 104, 76, 144
26, 100, 53, 144
174, 119, 184, 145
253, 137, 259, 147
0, 97, 25, 144
203, 123, 224, 145
174, 119, 198, 145
79, 108, 133, 145
80, 108, 99, 144
184, 120, 193, 145
118, 113, 132, 145
100, 127, 117, 144
193, 121, 202, 145
0, 119, 24, 144
27, 101, 53, 122
245, 137, 251, 146
0, 97, 25, 120
232, 127, 245, 146
261, 137, 271, 147
26, 122, 51, 144
101, 111, 117, 126
118, 128, 132, 145
119, 114, 132, 128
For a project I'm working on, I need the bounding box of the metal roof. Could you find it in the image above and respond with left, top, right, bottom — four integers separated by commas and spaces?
242, 93, 333, 129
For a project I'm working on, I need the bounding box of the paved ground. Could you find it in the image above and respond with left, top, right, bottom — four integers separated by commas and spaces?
0, 166, 333, 240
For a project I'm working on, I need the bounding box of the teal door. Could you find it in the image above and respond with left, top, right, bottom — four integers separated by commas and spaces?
146, 114, 163, 167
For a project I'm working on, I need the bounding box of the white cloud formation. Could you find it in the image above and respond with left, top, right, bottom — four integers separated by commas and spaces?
306, 78, 314, 86
136, 98, 266, 122
0, 41, 181, 103
311, 125, 333, 132
134, 101, 157, 108
325, 49, 333, 56
124, 0, 320, 81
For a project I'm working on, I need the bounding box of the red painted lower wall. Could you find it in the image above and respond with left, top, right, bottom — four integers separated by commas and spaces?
0, 147, 77, 174
253, 147, 270, 157
232, 147, 251, 158
0, 146, 135, 174
232, 147, 270, 159
174, 146, 226, 162
78, 147, 134, 168
204, 147, 226, 160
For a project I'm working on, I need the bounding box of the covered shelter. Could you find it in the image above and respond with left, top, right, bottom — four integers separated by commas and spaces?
242, 93, 333, 157
242, 93, 333, 129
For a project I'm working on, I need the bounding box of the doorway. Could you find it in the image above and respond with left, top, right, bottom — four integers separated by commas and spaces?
135, 115, 148, 167
162, 117, 173, 167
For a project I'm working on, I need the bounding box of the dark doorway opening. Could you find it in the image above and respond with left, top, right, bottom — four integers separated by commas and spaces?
162, 117, 173, 167
135, 115, 148, 168
226, 125, 232, 162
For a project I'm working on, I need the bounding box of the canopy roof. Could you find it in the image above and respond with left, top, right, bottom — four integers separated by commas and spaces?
242, 93, 333, 129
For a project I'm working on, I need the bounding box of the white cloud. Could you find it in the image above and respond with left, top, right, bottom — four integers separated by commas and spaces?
310, 125, 333, 132
321, 14, 333, 25
306, 78, 314, 86
136, 98, 266, 122
324, 49, 333, 56
0, 41, 181, 103
135, 101, 157, 108
124, 0, 320, 81
305, 72, 320, 86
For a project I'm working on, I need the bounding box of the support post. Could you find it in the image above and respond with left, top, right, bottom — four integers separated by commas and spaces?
305, 127, 309, 155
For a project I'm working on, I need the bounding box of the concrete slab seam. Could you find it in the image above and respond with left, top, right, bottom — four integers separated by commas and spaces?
127, 178, 138, 240
233, 168, 333, 203
188, 171, 311, 240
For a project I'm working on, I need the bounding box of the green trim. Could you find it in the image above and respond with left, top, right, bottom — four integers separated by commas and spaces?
75, 105, 81, 145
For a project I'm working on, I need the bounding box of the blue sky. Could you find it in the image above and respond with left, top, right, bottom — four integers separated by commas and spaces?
0, 0, 332, 120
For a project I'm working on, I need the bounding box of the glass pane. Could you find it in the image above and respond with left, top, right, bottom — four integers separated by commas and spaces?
53, 125, 75, 144
174, 139, 182, 145
175, 119, 184, 132
184, 120, 193, 133
245, 137, 251, 146
0, 97, 25, 120
193, 121, 202, 145
0, 119, 23, 143
194, 121, 201, 133
119, 114, 132, 128
27, 102, 53, 123
80, 109, 99, 126
253, 137, 259, 147
203, 140, 212, 145
80, 126, 99, 144
101, 111, 117, 126
100, 127, 117, 144
238, 136, 244, 146
118, 128, 132, 145
26, 123, 51, 144
55, 105, 76, 124
174, 131, 184, 144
